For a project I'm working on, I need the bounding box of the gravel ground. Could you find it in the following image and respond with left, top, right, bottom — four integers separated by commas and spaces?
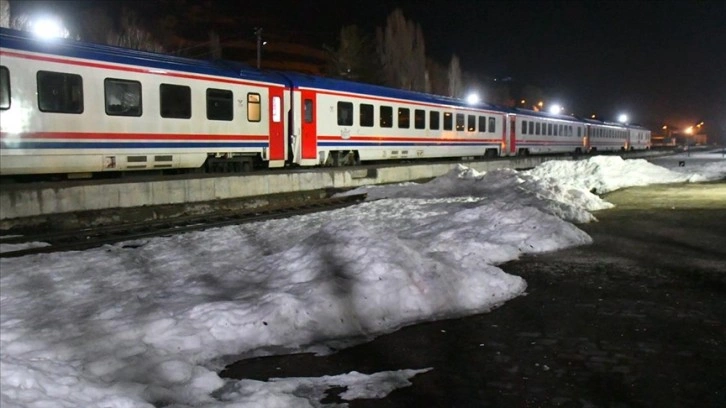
223, 181, 726, 407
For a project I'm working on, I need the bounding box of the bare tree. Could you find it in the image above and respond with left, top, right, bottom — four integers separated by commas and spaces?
521, 84, 545, 109
426, 58, 448, 96
0, 0, 9, 28
447, 54, 463, 98
375, 8, 428, 92
324, 25, 380, 83
106, 9, 165, 53
209, 30, 221, 59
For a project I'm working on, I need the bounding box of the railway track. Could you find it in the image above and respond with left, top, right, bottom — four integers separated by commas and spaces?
0, 193, 367, 258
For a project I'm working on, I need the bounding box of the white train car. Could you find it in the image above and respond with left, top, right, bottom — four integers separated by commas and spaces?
1, 27, 655, 178
626, 124, 651, 150
280, 72, 507, 167
507, 109, 587, 156
0, 28, 287, 176
584, 119, 628, 152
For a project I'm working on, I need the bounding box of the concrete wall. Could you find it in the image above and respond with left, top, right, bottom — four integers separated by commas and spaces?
0, 156, 561, 223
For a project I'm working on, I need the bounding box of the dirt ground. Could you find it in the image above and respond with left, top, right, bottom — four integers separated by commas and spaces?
222, 181, 726, 407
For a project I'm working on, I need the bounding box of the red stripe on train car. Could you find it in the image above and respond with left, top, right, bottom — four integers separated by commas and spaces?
0, 132, 268, 141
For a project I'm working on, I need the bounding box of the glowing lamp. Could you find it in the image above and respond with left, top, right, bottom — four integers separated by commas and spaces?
466, 93, 481, 105
31, 18, 67, 39
549, 104, 563, 114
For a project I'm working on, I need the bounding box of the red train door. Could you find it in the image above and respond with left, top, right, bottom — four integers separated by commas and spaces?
300, 89, 318, 161
268, 87, 285, 164
508, 115, 517, 155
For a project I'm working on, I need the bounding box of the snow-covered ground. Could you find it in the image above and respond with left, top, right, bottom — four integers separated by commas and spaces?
1, 152, 724, 408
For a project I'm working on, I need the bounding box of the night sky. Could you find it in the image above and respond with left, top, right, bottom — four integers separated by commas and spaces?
9, 0, 726, 141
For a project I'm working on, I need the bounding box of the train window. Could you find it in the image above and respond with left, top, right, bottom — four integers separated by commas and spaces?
467, 115, 476, 132
304, 99, 313, 123
578, 127, 581, 137
553, 124, 558, 136
398, 108, 410, 128
547, 123, 553, 136
380, 106, 392, 128
37, 71, 83, 114
415, 109, 425, 129
105, 78, 141, 117
488, 117, 496, 133
272, 96, 281, 123
535, 122, 541, 135
528, 121, 534, 135
455, 114, 464, 131
160, 84, 191, 119
247, 93, 261, 122
443, 112, 452, 131
559, 124, 564, 136
205, 88, 233, 121
360, 103, 374, 127
337, 102, 353, 126
478, 116, 486, 132
521, 120, 527, 134
430, 111, 440, 130
0, 66, 9, 110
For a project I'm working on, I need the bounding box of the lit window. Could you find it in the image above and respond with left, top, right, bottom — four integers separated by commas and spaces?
247, 93, 261, 122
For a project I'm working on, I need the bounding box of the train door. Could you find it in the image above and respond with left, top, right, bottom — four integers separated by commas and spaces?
299, 89, 319, 166
508, 114, 517, 155
583, 125, 591, 151
268, 87, 285, 167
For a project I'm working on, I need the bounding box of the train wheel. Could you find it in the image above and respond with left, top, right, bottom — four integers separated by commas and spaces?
326, 151, 341, 167
342, 151, 360, 166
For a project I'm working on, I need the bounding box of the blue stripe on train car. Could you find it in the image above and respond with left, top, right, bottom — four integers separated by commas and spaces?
1, 142, 269, 149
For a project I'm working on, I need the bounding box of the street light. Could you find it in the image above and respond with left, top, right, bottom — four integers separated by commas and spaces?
618, 114, 628, 123
254, 27, 264, 69
466, 93, 481, 104
549, 104, 563, 114
30, 17, 68, 39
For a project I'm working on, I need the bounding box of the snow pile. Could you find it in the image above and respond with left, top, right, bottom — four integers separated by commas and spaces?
1, 153, 723, 407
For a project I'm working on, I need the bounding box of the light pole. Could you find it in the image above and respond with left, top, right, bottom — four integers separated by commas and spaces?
254, 27, 263, 69
685, 126, 693, 156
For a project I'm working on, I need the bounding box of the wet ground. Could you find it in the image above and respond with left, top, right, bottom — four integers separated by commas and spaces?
222, 182, 726, 407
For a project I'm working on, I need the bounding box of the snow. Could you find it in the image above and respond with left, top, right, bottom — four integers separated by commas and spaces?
1, 152, 724, 407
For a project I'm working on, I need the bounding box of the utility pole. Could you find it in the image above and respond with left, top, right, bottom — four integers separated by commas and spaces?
254, 27, 263, 69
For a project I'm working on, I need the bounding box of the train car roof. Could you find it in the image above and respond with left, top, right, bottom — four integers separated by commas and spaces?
277, 71, 509, 112
0, 28, 285, 86
510, 107, 585, 123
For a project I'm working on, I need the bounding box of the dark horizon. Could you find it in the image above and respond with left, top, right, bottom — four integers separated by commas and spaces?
8, 0, 726, 142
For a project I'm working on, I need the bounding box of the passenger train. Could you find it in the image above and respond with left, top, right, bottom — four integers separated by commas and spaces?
0, 27, 651, 177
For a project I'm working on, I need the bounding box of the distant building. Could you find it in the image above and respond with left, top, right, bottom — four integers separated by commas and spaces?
673, 132, 708, 146
651, 133, 676, 147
